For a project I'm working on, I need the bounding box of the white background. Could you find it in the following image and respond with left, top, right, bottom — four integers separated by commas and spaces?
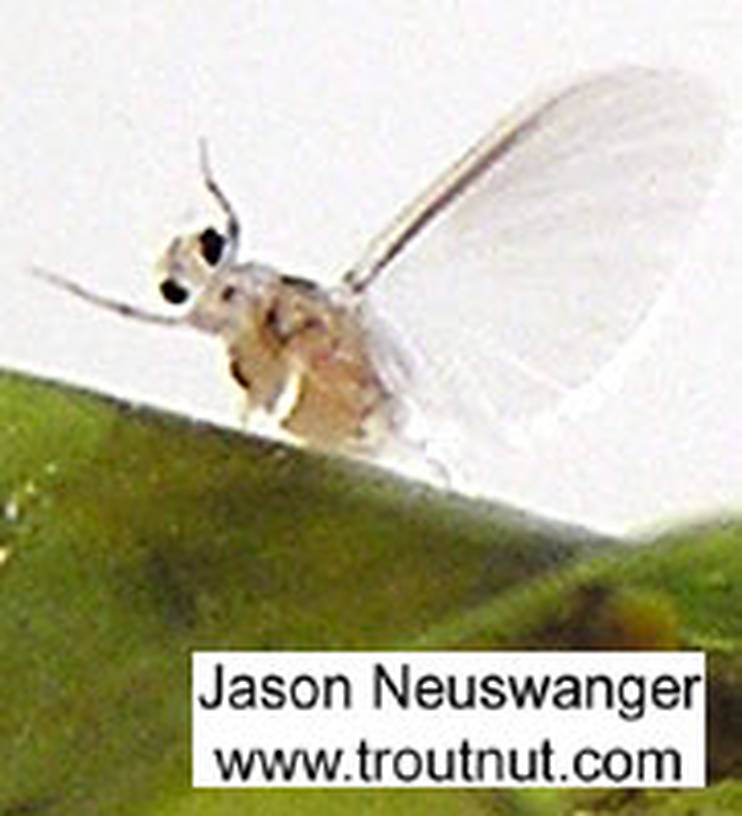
2, 2, 741, 535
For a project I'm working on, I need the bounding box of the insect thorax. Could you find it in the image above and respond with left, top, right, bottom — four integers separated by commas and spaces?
226, 274, 396, 450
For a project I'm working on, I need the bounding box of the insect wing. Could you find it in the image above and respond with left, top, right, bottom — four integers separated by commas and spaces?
354, 69, 724, 442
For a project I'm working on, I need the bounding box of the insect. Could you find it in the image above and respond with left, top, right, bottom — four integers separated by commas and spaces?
31, 68, 723, 466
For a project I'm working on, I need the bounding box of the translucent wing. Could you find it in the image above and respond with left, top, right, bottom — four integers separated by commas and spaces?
348, 68, 724, 442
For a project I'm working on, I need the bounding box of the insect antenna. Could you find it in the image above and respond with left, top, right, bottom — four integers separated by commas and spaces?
198, 138, 240, 260
29, 266, 183, 326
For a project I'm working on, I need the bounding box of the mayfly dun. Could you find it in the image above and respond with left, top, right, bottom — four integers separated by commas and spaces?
31, 68, 723, 467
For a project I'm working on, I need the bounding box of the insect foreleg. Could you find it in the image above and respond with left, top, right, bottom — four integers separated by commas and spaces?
29, 266, 184, 326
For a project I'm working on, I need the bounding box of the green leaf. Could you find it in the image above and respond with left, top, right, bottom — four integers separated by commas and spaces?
0, 370, 739, 815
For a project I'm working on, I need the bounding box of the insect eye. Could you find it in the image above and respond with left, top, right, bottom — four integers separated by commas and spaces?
198, 227, 226, 266
159, 278, 190, 305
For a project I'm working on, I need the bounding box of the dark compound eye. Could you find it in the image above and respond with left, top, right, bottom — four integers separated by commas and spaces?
159, 278, 190, 305
198, 227, 226, 266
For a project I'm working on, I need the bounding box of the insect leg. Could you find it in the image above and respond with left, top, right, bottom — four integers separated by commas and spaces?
389, 421, 451, 488
29, 266, 183, 326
